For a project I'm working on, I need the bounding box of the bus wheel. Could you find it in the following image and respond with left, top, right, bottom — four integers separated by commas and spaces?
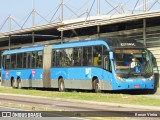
17, 78, 21, 89
58, 78, 65, 92
11, 77, 15, 88
93, 79, 101, 93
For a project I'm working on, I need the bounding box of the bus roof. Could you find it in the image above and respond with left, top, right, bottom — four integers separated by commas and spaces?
2, 45, 44, 55
2, 38, 144, 55
52, 38, 144, 50
52, 39, 110, 50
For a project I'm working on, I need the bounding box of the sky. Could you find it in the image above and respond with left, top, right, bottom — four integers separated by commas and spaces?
0, 0, 160, 32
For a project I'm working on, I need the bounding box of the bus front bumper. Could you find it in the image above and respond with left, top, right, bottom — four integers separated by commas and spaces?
113, 80, 154, 90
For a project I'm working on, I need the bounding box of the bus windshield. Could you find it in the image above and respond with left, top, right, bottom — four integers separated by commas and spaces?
114, 49, 153, 78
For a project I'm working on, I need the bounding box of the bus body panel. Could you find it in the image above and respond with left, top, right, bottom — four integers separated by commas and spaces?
43, 45, 52, 88
50, 67, 113, 90
1, 68, 43, 87
1, 39, 156, 91
2, 45, 44, 88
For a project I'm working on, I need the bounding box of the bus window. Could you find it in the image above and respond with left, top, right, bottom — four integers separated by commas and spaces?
27, 52, 31, 68
31, 52, 36, 68
2, 56, 5, 69
36, 51, 43, 68
4, 55, 11, 69
17, 53, 23, 69
52, 50, 56, 67
73, 47, 82, 66
55, 49, 63, 67
103, 46, 111, 72
23, 53, 27, 68
11, 54, 16, 69
93, 46, 102, 67
64, 48, 73, 66
83, 47, 92, 66
61, 50, 67, 67
103, 56, 110, 71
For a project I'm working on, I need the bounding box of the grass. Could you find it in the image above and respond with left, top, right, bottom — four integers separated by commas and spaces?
0, 86, 160, 107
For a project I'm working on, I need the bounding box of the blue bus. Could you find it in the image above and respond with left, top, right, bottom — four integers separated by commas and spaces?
1, 38, 156, 93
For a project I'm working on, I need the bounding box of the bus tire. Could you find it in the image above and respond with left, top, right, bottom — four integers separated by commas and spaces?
93, 79, 101, 93
17, 78, 21, 89
58, 78, 65, 92
11, 77, 15, 88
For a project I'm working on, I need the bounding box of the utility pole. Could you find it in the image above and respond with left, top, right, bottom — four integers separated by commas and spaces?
61, 0, 64, 22
143, 0, 147, 12
8, 15, 12, 50
32, 0, 35, 45
143, 0, 147, 46
97, 0, 100, 15
97, 0, 100, 38
61, 0, 64, 43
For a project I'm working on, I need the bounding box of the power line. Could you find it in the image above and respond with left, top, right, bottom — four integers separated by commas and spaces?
86, 0, 96, 21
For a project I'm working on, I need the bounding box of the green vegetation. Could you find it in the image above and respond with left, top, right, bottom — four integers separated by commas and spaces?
0, 86, 160, 106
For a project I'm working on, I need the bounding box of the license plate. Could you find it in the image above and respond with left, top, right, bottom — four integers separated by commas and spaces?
134, 85, 140, 88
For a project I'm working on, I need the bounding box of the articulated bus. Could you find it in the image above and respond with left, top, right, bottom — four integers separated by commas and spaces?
1, 38, 156, 93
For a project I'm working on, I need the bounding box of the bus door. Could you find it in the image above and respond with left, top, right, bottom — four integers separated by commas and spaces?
42, 45, 52, 88
103, 55, 110, 71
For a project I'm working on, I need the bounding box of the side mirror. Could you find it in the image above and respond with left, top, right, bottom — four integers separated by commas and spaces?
109, 52, 114, 60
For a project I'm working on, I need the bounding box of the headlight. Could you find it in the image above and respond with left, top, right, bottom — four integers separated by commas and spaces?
148, 75, 154, 81
115, 74, 125, 82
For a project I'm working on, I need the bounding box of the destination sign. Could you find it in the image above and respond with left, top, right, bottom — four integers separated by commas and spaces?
120, 43, 135, 46
115, 49, 140, 54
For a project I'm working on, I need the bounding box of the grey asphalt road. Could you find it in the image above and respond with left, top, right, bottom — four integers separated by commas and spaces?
0, 106, 90, 120
0, 93, 160, 120
0, 93, 150, 112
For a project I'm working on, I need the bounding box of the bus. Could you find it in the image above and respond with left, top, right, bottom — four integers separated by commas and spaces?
1, 38, 156, 93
